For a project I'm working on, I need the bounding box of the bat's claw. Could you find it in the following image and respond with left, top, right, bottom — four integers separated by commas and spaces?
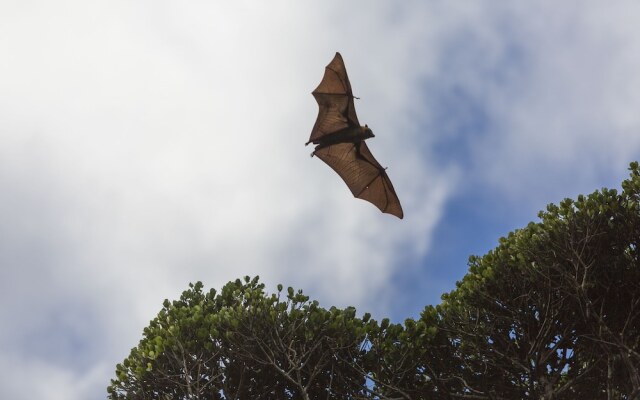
310, 151, 315, 158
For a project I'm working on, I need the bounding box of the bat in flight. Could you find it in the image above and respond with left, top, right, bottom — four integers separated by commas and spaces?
306, 52, 403, 219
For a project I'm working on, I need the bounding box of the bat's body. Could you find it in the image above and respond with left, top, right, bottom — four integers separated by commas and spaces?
310, 125, 373, 152
307, 52, 403, 219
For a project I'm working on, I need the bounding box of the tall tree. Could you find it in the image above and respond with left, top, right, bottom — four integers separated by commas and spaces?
108, 277, 372, 399
434, 163, 640, 399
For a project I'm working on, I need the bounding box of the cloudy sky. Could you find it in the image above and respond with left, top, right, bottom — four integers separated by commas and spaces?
2, 1, 640, 398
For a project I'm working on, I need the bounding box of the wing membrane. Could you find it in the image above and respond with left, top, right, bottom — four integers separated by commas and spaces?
314, 142, 403, 219
308, 53, 360, 144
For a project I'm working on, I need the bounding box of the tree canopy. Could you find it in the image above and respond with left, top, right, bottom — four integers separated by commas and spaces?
109, 163, 640, 399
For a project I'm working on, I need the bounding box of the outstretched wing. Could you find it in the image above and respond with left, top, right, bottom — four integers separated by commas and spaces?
308, 52, 360, 145
314, 141, 403, 219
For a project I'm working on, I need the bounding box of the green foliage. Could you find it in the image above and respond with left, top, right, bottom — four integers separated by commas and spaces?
437, 162, 640, 398
109, 162, 640, 399
108, 277, 376, 399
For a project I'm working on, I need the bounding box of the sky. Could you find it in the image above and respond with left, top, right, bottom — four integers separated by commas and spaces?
1, 1, 640, 399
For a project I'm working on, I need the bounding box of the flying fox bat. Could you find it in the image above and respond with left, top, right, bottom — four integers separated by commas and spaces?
307, 52, 403, 219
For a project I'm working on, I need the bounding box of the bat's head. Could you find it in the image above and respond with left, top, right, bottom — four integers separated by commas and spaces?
362, 124, 375, 139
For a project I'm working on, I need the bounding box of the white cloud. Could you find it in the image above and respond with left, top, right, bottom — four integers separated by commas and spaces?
423, 2, 640, 206
0, 354, 108, 400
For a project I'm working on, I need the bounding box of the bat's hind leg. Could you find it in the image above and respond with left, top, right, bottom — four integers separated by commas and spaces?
311, 143, 329, 157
